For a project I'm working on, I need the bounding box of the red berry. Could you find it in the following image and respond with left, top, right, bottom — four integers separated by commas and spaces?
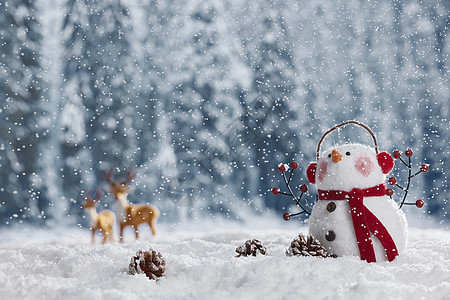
283, 213, 291, 221
278, 164, 286, 172
420, 164, 429, 173
386, 188, 394, 196
393, 150, 402, 159
416, 199, 424, 208
300, 184, 308, 193
290, 161, 299, 170
388, 177, 397, 185
272, 187, 280, 195
405, 149, 413, 157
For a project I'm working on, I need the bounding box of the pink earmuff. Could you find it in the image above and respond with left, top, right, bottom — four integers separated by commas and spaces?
377, 151, 394, 174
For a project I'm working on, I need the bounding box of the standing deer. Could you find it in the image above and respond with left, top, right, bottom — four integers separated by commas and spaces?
83, 189, 116, 244
105, 169, 159, 242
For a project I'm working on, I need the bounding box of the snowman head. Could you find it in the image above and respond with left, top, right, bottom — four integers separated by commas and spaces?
306, 121, 394, 191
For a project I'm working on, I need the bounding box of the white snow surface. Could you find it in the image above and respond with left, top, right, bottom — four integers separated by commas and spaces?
1, 225, 449, 300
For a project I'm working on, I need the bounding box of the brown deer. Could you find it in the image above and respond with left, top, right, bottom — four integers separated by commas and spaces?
83, 189, 115, 244
105, 168, 159, 242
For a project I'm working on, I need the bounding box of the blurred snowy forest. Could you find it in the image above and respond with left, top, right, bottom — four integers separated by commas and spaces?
0, 0, 448, 228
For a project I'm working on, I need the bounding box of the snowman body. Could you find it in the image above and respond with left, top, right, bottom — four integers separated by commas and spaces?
308, 143, 407, 261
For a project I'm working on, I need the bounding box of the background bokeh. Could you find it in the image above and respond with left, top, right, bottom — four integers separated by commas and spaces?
0, 0, 448, 228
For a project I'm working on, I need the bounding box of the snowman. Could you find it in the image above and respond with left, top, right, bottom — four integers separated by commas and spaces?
306, 121, 407, 262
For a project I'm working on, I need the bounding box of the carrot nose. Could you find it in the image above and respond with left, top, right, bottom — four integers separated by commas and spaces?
332, 149, 342, 163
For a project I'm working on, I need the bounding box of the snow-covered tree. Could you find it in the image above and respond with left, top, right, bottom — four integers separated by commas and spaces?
0, 0, 44, 223
0, 0, 448, 226
61, 0, 137, 220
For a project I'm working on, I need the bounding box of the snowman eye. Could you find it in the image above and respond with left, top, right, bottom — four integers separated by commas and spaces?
346, 151, 351, 156
328, 153, 332, 158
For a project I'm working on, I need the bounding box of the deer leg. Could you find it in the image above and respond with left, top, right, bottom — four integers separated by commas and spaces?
149, 219, 157, 236
91, 229, 96, 244
119, 223, 125, 243
101, 230, 107, 244
108, 228, 114, 242
134, 225, 139, 240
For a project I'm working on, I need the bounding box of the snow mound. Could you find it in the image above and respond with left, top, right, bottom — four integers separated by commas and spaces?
0, 227, 449, 300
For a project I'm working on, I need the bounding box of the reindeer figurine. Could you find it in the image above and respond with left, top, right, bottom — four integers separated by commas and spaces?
83, 189, 116, 244
105, 169, 160, 242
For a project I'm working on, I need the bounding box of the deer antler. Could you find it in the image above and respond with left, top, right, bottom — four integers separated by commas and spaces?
104, 169, 117, 186
85, 188, 102, 203
121, 167, 136, 186
95, 188, 102, 201
103, 167, 136, 186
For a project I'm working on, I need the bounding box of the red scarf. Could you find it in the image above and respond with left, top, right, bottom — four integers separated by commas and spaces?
318, 183, 398, 262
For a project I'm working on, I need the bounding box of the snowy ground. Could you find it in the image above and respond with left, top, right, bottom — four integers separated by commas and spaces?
0, 224, 449, 300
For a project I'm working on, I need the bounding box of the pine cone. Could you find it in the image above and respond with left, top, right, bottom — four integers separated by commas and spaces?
128, 249, 166, 280
286, 234, 334, 258
236, 239, 267, 257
